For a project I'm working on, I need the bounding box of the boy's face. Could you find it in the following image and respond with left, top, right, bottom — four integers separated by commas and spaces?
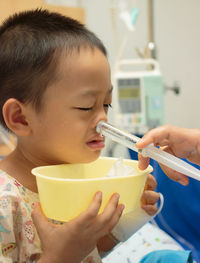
28, 48, 112, 164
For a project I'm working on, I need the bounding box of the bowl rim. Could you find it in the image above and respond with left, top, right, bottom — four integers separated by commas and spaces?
31, 157, 153, 182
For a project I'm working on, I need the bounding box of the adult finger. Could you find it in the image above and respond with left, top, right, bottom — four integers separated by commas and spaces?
161, 164, 189, 185
138, 153, 150, 170
136, 126, 172, 149
159, 146, 189, 185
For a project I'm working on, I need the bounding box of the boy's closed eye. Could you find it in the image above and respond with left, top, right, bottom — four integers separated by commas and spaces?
75, 104, 112, 111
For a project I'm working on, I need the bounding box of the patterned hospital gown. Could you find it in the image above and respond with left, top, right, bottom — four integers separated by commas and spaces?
0, 170, 184, 263
0, 171, 102, 263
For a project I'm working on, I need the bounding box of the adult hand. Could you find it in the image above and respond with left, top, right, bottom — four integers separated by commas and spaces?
136, 125, 200, 185
32, 192, 124, 263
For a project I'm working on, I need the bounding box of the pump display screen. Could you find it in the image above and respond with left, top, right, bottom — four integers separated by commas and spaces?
117, 78, 141, 113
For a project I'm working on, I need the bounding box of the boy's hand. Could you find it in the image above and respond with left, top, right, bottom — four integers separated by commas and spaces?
32, 192, 124, 263
140, 174, 160, 216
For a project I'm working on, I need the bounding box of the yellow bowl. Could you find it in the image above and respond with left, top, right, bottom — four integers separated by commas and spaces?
32, 157, 153, 222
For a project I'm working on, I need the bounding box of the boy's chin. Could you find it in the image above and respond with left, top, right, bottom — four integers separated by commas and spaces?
76, 151, 102, 164
61, 150, 102, 164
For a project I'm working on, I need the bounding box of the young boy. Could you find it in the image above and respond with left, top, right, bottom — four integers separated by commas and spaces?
0, 9, 160, 263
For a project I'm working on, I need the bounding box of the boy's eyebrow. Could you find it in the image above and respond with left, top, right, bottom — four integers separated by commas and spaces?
76, 86, 113, 98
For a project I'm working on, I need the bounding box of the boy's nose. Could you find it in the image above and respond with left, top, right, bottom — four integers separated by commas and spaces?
93, 109, 107, 129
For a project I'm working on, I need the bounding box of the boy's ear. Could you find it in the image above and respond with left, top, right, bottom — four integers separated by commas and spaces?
2, 98, 31, 136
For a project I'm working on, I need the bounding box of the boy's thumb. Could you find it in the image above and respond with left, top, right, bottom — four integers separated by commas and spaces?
31, 203, 49, 239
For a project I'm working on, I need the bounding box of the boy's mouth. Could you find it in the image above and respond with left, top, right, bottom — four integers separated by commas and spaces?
86, 138, 105, 150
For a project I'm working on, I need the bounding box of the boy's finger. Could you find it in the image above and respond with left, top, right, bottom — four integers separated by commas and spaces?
141, 190, 160, 205
103, 204, 125, 234
75, 191, 102, 227
31, 203, 52, 241
144, 174, 157, 191
95, 193, 121, 230
141, 204, 158, 216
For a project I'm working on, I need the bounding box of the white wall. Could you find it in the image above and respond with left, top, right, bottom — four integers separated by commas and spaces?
154, 0, 200, 128
47, 0, 200, 129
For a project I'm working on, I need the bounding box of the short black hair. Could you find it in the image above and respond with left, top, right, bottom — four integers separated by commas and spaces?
0, 9, 107, 130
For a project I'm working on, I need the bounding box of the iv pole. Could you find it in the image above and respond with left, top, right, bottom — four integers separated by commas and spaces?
146, 0, 156, 59
146, 0, 180, 94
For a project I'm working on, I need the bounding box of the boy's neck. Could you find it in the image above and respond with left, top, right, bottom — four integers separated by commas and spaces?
0, 147, 38, 193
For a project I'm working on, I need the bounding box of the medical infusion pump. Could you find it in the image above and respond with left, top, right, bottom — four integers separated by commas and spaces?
112, 59, 164, 134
